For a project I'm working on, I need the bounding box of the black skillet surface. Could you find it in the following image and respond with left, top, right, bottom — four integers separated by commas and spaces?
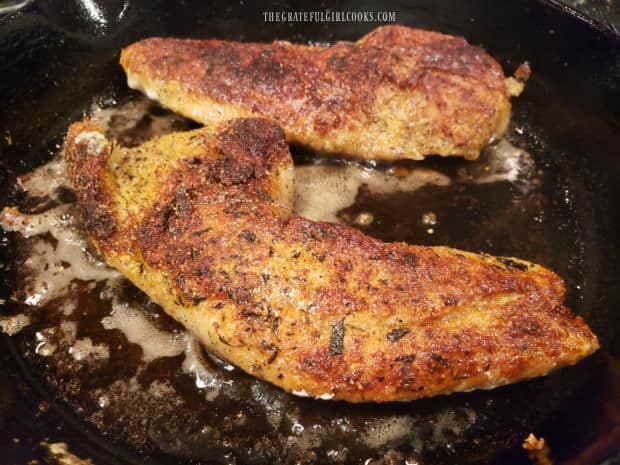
0, 1, 619, 464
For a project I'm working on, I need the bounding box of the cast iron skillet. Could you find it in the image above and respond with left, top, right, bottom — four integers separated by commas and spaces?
0, 1, 619, 464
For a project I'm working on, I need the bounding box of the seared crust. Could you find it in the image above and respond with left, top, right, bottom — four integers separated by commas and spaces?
64, 120, 598, 402
120, 25, 514, 161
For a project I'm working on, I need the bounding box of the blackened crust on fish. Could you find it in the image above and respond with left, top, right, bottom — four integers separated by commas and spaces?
63, 120, 599, 402
120, 25, 515, 160
214, 118, 287, 185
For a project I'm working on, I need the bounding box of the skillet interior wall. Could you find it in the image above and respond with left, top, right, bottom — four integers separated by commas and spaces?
0, 1, 618, 464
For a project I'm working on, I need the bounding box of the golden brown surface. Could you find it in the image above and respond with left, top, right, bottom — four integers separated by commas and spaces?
64, 119, 598, 402
120, 25, 518, 161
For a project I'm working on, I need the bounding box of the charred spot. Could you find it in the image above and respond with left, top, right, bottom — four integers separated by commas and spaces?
386, 328, 411, 342
173, 273, 186, 286
194, 267, 213, 277
254, 190, 272, 203
84, 205, 116, 241
402, 252, 417, 266
214, 118, 286, 185
222, 205, 248, 217
271, 316, 281, 335
326, 53, 348, 71
202, 42, 240, 68
402, 380, 414, 391
442, 295, 460, 306
291, 251, 301, 259
329, 319, 345, 356
511, 320, 541, 336
240, 308, 263, 319
429, 353, 450, 369
186, 294, 206, 305
497, 257, 529, 272
342, 370, 365, 387
160, 187, 195, 236
303, 223, 328, 240
395, 354, 416, 363
250, 52, 286, 79
267, 348, 278, 364
240, 230, 256, 242
313, 113, 342, 135
161, 205, 174, 233
261, 272, 270, 284
260, 341, 279, 364
399, 69, 423, 89
192, 227, 211, 236
226, 286, 252, 304
263, 304, 274, 318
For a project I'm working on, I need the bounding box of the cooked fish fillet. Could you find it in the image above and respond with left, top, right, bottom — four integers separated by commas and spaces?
64, 118, 597, 402
120, 25, 523, 161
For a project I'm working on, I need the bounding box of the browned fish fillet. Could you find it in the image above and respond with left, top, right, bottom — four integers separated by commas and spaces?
64, 118, 597, 403
120, 25, 525, 161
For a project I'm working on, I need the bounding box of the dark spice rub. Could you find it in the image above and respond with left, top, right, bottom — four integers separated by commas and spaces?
120, 25, 525, 161
63, 119, 597, 402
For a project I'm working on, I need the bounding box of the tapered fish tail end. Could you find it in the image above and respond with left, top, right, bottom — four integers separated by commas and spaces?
492, 253, 600, 362
64, 122, 112, 196
64, 122, 118, 248
65, 122, 110, 173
